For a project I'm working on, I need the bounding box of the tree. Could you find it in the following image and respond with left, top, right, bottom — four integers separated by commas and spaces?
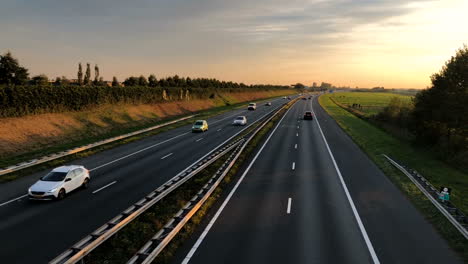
112, 76, 120, 87
94, 64, 100, 84
77, 63, 83, 85
294, 83, 305, 89
61, 76, 70, 85
148, 74, 158, 87
30, 74, 49, 85
138, 75, 148, 86
412, 45, 468, 150
123, 76, 139, 86
0, 51, 29, 85
84, 63, 91, 85
54, 77, 62, 86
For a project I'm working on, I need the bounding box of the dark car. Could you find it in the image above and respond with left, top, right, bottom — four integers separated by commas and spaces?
303, 111, 313, 120
302, 97, 307, 100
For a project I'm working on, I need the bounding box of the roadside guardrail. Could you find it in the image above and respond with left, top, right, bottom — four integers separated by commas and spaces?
384, 154, 468, 240
0, 115, 195, 176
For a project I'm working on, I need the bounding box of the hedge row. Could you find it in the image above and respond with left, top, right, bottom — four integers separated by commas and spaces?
0, 85, 283, 118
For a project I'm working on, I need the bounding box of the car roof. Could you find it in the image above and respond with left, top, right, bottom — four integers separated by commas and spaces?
305, 111, 312, 114
195, 120, 206, 122
236, 116, 246, 118
52, 165, 84, 172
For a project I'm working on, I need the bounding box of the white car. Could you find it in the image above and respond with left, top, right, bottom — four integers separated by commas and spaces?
248, 103, 256, 110
28, 165, 90, 200
233, 116, 247, 126
265, 102, 272, 106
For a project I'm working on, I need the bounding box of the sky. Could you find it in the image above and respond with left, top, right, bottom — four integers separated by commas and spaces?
1, 0, 467, 88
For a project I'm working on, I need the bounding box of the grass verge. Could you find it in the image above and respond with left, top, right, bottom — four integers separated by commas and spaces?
0, 93, 293, 183
319, 94, 468, 261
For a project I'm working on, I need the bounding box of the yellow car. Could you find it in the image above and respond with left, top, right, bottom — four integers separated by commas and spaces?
192, 120, 208, 132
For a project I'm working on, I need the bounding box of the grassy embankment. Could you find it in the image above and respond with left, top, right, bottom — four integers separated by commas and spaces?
319, 93, 468, 260
0, 89, 294, 182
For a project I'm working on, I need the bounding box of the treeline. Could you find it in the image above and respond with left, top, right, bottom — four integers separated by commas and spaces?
0, 51, 290, 117
376, 45, 468, 167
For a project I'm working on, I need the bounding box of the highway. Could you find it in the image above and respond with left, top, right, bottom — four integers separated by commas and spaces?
0, 96, 290, 263
176, 96, 462, 264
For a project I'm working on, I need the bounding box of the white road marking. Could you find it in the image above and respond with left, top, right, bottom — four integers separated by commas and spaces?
292, 162, 295, 170
181, 101, 295, 264
161, 153, 174, 160
92, 181, 117, 194
296, 133, 299, 137
217, 128, 222, 131
0, 194, 28, 207
287, 198, 292, 214
196, 138, 204, 142
311, 99, 380, 264
295, 144, 298, 149
297, 126, 299, 129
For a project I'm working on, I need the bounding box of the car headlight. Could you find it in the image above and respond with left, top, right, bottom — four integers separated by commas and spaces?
47, 188, 58, 193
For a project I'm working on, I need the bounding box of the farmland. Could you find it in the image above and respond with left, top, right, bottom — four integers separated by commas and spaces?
330, 92, 413, 116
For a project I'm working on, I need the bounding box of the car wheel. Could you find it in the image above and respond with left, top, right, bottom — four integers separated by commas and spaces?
57, 189, 66, 200
82, 178, 90, 189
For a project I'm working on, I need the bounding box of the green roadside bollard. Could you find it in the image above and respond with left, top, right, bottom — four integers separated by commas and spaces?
439, 187, 451, 203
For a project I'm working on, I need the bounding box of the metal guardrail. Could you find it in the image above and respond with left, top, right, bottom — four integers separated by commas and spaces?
0, 115, 195, 176
50, 99, 291, 264
383, 154, 468, 240
127, 98, 299, 264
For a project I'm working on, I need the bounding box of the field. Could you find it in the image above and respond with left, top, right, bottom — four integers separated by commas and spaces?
319, 93, 468, 259
330, 92, 413, 116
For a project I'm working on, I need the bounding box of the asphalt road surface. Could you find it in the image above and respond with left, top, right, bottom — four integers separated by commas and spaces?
0, 96, 292, 263
176, 96, 461, 264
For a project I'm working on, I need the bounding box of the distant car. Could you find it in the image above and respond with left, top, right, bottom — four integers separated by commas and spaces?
233, 116, 247, 126
248, 103, 257, 110
265, 102, 272, 106
28, 165, 90, 200
308, 96, 312, 99
283, 96, 287, 99
287, 96, 291, 100
303, 111, 314, 120
302, 97, 307, 100
192, 120, 208, 132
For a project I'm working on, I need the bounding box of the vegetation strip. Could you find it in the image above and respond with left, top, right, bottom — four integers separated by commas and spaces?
319, 94, 468, 261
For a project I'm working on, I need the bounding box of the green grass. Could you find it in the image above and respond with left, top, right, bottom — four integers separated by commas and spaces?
330, 92, 412, 116
319, 94, 468, 261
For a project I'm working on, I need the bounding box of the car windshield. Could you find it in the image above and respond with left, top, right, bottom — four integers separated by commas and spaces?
305, 112, 312, 115
41, 171, 67, 181
236, 117, 244, 120
249, 103, 255, 106
195, 121, 204, 126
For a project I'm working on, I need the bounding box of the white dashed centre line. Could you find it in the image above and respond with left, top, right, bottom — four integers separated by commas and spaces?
295, 144, 297, 149
0, 194, 28, 207
161, 153, 174, 160
217, 128, 222, 131
196, 138, 204, 142
92, 181, 117, 194
292, 162, 296, 170
287, 198, 292, 214
297, 126, 299, 129
296, 133, 299, 137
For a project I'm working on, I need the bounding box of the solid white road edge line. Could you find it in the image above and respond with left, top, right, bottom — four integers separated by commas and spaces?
0, 194, 28, 207
311, 98, 380, 264
181, 101, 295, 264
287, 198, 292, 214
161, 153, 174, 160
92, 181, 117, 194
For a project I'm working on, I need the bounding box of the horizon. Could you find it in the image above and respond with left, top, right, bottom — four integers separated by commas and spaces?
1, 0, 467, 89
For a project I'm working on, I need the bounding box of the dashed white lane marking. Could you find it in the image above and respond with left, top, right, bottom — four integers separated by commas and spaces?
217, 128, 222, 131
92, 181, 117, 194
295, 144, 297, 149
196, 138, 204, 142
287, 198, 292, 214
161, 153, 174, 160
292, 162, 296, 170
296, 133, 299, 137
0, 194, 28, 207
297, 126, 299, 128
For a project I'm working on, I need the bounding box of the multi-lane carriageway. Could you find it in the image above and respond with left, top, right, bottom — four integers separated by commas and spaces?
0, 97, 290, 263
173, 97, 462, 264
0, 95, 462, 264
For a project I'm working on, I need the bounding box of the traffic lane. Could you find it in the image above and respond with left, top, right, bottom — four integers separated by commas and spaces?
0, 97, 287, 203
184, 99, 372, 264
311, 96, 461, 263
183, 98, 303, 264
0, 100, 290, 263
